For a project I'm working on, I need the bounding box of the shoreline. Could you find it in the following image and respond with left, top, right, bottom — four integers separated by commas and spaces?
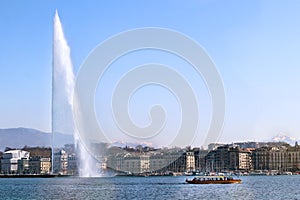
0, 174, 72, 178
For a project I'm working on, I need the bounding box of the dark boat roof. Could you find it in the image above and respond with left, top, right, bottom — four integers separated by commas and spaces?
193, 176, 227, 178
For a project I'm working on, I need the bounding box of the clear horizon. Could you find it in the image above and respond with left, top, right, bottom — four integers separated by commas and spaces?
1, 1, 300, 146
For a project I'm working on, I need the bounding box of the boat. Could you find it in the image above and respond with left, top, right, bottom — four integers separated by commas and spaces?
282, 171, 292, 175
249, 170, 268, 176
186, 175, 241, 184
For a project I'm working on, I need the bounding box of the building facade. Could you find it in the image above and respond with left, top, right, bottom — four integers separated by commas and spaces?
194, 149, 209, 172
107, 153, 150, 174
67, 153, 78, 175
252, 144, 300, 172
185, 151, 195, 172
29, 156, 51, 174
1, 150, 30, 174
206, 145, 252, 172
53, 149, 68, 175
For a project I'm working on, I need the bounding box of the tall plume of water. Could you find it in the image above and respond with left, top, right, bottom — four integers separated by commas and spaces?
52, 10, 75, 173
52, 10, 99, 176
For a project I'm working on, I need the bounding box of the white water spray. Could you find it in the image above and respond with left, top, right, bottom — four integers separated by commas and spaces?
52, 10, 99, 177
52, 10, 74, 133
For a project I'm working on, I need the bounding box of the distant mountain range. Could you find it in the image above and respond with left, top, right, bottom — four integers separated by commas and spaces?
0, 128, 298, 152
0, 127, 74, 151
271, 134, 298, 145
111, 141, 154, 148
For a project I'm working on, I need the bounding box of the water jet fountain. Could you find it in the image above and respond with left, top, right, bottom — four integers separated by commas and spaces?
52, 10, 99, 177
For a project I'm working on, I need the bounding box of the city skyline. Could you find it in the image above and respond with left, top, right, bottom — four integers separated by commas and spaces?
1, 1, 300, 147
1, 139, 300, 176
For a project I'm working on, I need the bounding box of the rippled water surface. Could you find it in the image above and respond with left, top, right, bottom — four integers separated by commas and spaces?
0, 176, 300, 200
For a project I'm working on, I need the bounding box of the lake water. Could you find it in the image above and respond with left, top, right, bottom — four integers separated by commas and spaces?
0, 176, 299, 200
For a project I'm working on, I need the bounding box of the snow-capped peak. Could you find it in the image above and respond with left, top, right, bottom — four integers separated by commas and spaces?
271, 133, 297, 145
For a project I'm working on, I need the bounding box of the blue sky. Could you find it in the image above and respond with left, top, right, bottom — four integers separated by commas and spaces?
1, 1, 300, 145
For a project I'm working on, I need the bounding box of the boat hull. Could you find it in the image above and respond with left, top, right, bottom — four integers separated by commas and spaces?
186, 179, 241, 184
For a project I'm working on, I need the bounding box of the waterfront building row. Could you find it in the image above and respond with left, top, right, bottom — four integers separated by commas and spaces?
0, 150, 51, 174
106, 142, 300, 174
1, 141, 300, 175
205, 145, 252, 172
205, 142, 300, 173
106, 147, 209, 174
0, 149, 78, 175
252, 143, 300, 172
